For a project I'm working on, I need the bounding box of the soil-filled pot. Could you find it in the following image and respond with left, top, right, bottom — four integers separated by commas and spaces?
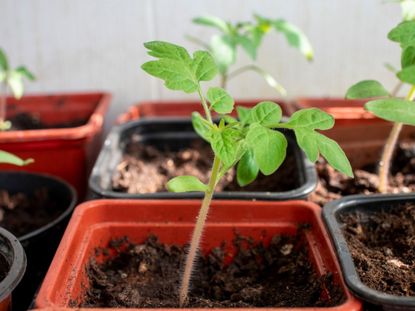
0, 172, 77, 311
294, 98, 415, 169
35, 199, 361, 310
89, 118, 317, 200
116, 99, 295, 124
0, 227, 26, 311
323, 193, 415, 310
0, 92, 111, 199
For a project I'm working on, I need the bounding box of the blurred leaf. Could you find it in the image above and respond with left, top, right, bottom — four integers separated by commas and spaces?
346, 80, 389, 99
167, 176, 207, 192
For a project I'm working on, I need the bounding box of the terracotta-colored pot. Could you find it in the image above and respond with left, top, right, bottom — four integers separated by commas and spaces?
294, 98, 415, 169
0, 92, 111, 199
35, 199, 361, 310
0, 227, 26, 311
116, 99, 296, 123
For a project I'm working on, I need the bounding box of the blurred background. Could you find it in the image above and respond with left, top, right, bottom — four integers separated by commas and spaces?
0, 0, 403, 130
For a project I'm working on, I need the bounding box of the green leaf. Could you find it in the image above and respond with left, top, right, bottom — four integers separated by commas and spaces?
167, 175, 207, 192
192, 112, 213, 142
317, 134, 353, 177
15, 66, 35, 81
0, 48, 9, 71
250, 101, 282, 126
192, 51, 217, 81
192, 16, 229, 33
272, 19, 314, 61
236, 35, 257, 60
223, 115, 237, 124
236, 106, 253, 124
246, 123, 287, 175
237, 149, 259, 186
402, 46, 415, 69
0, 151, 33, 166
365, 98, 415, 125
7, 72, 24, 99
397, 64, 415, 84
388, 20, 415, 46
210, 34, 236, 74
345, 80, 389, 99
286, 108, 334, 130
295, 129, 319, 162
207, 87, 234, 114
211, 127, 241, 166
141, 41, 217, 93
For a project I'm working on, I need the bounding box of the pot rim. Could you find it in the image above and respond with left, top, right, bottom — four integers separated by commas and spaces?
0, 227, 26, 302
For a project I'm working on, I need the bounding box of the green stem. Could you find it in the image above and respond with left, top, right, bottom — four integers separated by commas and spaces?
0, 83, 7, 126
197, 85, 213, 124
179, 155, 221, 306
220, 73, 228, 89
378, 85, 415, 193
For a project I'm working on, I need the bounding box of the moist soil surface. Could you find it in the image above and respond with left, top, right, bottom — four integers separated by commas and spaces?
340, 203, 415, 297
0, 188, 61, 237
80, 233, 345, 308
310, 142, 415, 206
9, 112, 87, 130
112, 140, 300, 194
0, 253, 9, 282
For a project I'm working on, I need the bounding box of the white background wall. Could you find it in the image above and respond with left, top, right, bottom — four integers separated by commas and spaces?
0, 0, 404, 129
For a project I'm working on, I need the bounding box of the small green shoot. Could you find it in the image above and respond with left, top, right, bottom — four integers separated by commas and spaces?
0, 48, 35, 130
142, 41, 352, 306
345, 20, 415, 192
0, 150, 33, 166
188, 14, 313, 93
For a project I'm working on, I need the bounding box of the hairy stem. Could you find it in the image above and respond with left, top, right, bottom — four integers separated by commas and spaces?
197, 85, 213, 124
220, 73, 228, 89
0, 83, 7, 126
179, 155, 221, 306
378, 85, 415, 193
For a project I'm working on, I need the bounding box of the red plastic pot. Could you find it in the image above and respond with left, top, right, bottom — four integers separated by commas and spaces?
35, 199, 361, 310
0, 92, 111, 199
116, 99, 295, 123
295, 98, 415, 169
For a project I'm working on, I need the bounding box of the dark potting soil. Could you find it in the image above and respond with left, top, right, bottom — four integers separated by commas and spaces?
9, 112, 87, 130
112, 141, 300, 194
310, 142, 415, 206
0, 253, 9, 282
80, 233, 345, 308
340, 203, 415, 297
0, 188, 61, 237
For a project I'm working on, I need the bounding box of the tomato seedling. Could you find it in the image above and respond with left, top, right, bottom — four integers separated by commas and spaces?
188, 14, 313, 95
346, 20, 415, 193
142, 41, 352, 306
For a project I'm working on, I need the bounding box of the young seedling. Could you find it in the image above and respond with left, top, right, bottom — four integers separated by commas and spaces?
346, 20, 415, 193
187, 14, 313, 94
0, 48, 35, 130
142, 41, 352, 306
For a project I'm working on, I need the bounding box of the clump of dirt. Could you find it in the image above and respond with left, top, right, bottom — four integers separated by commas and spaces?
310, 142, 415, 206
112, 140, 300, 194
80, 234, 345, 308
340, 203, 415, 296
0, 188, 61, 237
9, 112, 86, 130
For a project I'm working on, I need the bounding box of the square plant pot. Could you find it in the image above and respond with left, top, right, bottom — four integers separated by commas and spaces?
116, 99, 296, 123
89, 118, 317, 200
323, 193, 415, 310
35, 199, 361, 310
0, 92, 111, 199
0, 172, 77, 311
294, 98, 415, 169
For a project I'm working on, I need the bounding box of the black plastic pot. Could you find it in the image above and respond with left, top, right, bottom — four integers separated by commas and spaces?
323, 193, 415, 311
89, 118, 317, 200
0, 227, 26, 311
0, 172, 77, 311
